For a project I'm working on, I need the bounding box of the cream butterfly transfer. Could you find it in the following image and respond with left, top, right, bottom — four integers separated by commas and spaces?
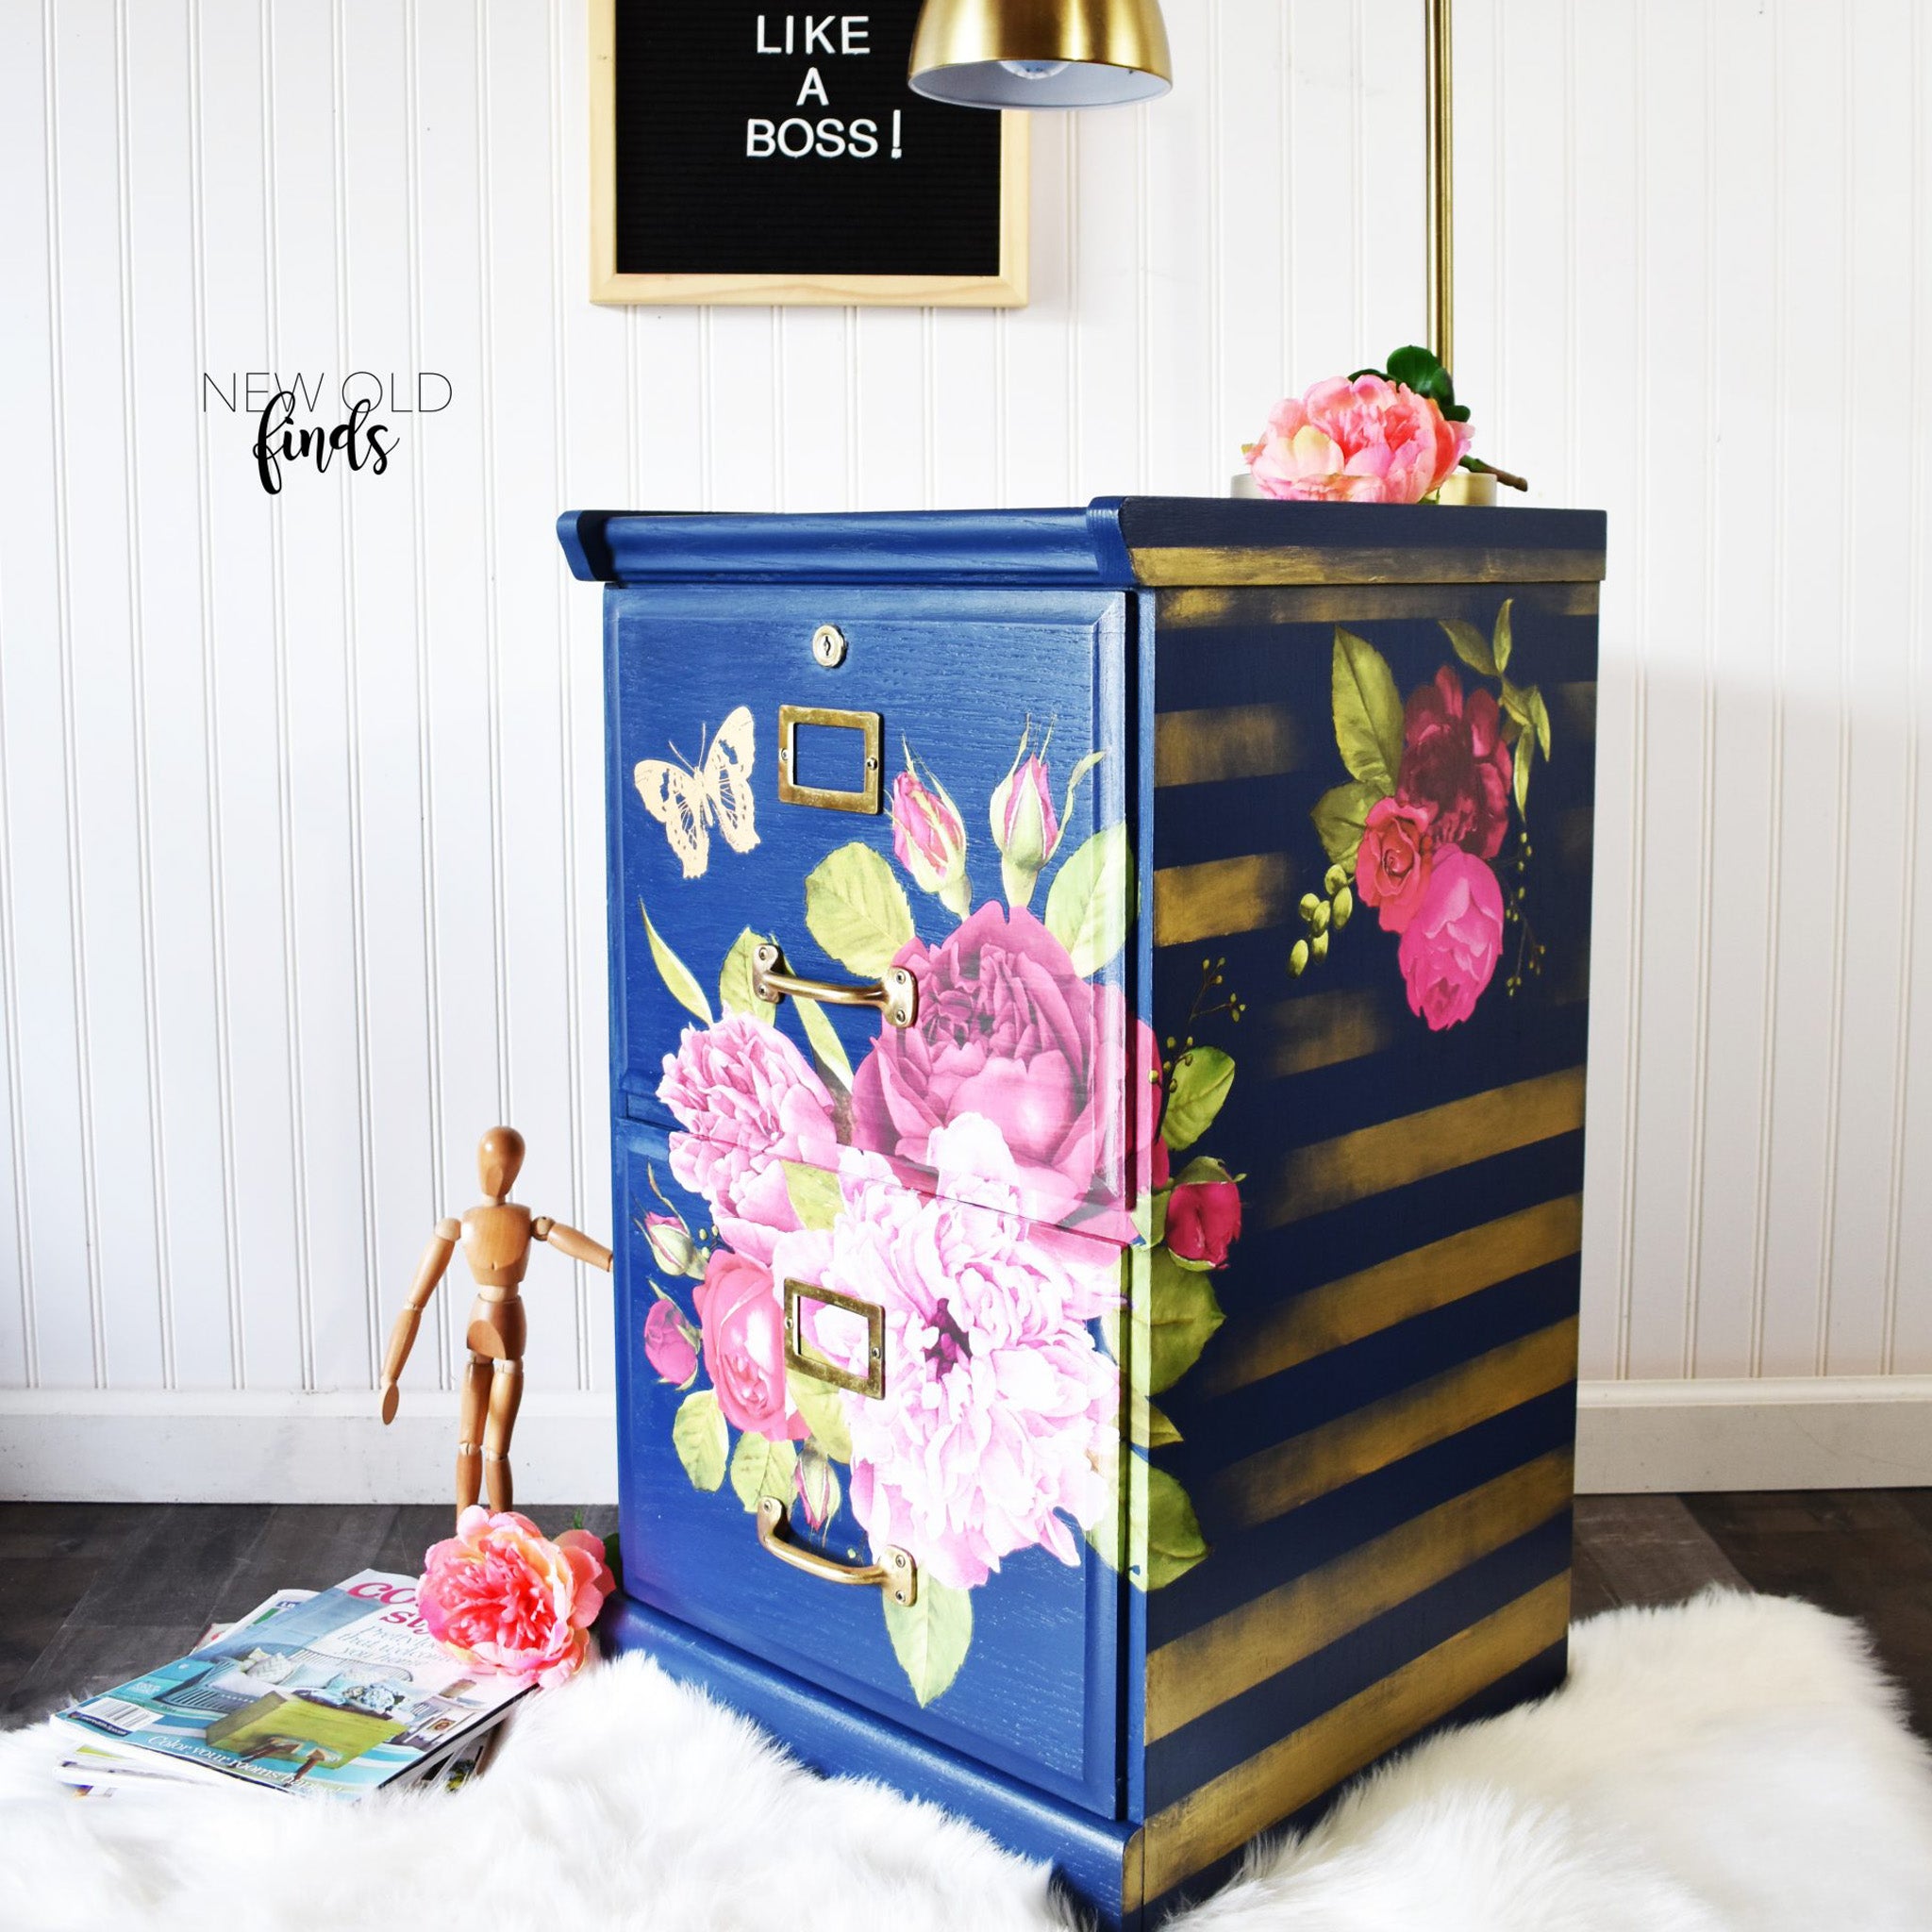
635, 706, 759, 879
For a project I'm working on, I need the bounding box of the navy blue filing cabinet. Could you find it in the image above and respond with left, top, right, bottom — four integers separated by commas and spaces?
559, 499, 1606, 1925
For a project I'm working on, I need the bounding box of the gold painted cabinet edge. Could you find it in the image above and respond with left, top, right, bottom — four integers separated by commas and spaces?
587, 0, 1031, 308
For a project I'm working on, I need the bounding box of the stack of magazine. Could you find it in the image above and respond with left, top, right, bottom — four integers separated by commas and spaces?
51, 1570, 526, 1800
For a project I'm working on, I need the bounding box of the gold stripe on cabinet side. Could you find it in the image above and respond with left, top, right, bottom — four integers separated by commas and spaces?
1128, 544, 1608, 590
1200, 1194, 1584, 1395
1121, 1831, 1145, 1918
1154, 705, 1302, 788
1152, 854, 1295, 948
1145, 1447, 1574, 1742
1208, 1317, 1580, 1535
1156, 580, 1602, 629
1265, 1066, 1587, 1227
1256, 988, 1401, 1079
1139, 1574, 1573, 1901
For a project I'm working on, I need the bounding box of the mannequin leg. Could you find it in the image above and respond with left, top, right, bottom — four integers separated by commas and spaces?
483, 1356, 524, 1513
457, 1351, 492, 1517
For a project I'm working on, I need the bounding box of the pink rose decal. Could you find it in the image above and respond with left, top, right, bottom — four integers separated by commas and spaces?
694, 1247, 805, 1442
658, 1014, 841, 1263
1166, 1168, 1242, 1270
1246, 375, 1471, 505
774, 1117, 1119, 1593
851, 903, 1158, 1236
1397, 847, 1505, 1030
891, 752, 971, 918
418, 1507, 614, 1690
642, 1296, 699, 1388
1396, 667, 1513, 862
1356, 795, 1437, 934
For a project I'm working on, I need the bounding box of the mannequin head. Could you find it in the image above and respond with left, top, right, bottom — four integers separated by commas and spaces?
476, 1125, 525, 1201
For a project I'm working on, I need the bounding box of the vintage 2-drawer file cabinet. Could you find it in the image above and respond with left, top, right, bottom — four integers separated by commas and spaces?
560, 499, 1606, 1925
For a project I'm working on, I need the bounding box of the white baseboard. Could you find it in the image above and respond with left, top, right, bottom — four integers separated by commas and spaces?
1, 1376, 1927, 1503
0, 1390, 617, 1504
1575, 1375, 1932, 1492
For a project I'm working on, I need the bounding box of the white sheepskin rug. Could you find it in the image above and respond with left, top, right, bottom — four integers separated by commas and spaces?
2, 1591, 1929, 1931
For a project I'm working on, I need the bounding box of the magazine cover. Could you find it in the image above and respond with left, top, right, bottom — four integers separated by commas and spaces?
58, 1572, 525, 1798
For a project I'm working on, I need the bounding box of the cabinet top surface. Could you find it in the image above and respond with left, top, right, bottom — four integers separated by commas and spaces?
558, 497, 1608, 591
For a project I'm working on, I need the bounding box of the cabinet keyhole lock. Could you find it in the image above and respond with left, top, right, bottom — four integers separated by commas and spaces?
810, 625, 848, 669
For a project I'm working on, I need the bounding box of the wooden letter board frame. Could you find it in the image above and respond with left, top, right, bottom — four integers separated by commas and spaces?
588, 0, 1029, 308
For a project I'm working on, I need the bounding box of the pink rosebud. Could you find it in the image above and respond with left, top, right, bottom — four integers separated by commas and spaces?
891, 749, 971, 917
639, 1209, 697, 1277
1245, 375, 1471, 505
1397, 847, 1505, 1030
417, 1507, 615, 1690
642, 1296, 699, 1388
1166, 1164, 1242, 1270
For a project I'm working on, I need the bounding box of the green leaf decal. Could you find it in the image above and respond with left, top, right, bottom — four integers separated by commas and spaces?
728, 1432, 798, 1513
1513, 730, 1534, 817
1441, 617, 1497, 678
640, 898, 713, 1025
787, 1369, 854, 1462
1142, 1463, 1209, 1589
1310, 779, 1386, 872
1043, 821, 1133, 977
805, 842, 916, 979
718, 927, 776, 1023
1331, 628, 1406, 791
671, 1390, 728, 1492
1492, 597, 1514, 675
1137, 1393, 1182, 1447
1146, 1246, 1225, 1392
780, 1160, 843, 1233
1161, 1045, 1235, 1152
883, 1576, 974, 1707
793, 994, 854, 1091
1528, 685, 1552, 758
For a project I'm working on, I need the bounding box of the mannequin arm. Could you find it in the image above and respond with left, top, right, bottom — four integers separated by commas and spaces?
379, 1217, 461, 1423
533, 1216, 614, 1274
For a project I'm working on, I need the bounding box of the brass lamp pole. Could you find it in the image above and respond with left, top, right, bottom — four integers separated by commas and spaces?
1426, 0, 1454, 374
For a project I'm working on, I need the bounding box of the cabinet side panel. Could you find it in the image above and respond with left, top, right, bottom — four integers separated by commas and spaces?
1137, 580, 1598, 1907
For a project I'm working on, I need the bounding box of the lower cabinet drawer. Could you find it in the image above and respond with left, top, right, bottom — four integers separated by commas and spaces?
612, 1121, 1126, 1817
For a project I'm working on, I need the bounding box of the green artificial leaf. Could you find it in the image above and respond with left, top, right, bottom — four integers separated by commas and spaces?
1043, 821, 1133, 977
1513, 731, 1534, 817
1384, 342, 1450, 402
1330, 629, 1406, 791
795, 1444, 843, 1531
1492, 597, 1514, 675
781, 1160, 843, 1233
1161, 1045, 1235, 1153
601, 1530, 623, 1588
718, 927, 776, 1024
1142, 1463, 1209, 1589
729, 1432, 798, 1513
805, 843, 916, 979
671, 1390, 728, 1492
1147, 1246, 1225, 1392
883, 1576, 974, 1707
1441, 617, 1496, 678
1311, 779, 1385, 871
793, 994, 854, 1091
787, 1370, 854, 1463
640, 898, 713, 1025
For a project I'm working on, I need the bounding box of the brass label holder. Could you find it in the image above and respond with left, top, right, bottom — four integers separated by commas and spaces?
784, 1278, 886, 1401
776, 704, 882, 815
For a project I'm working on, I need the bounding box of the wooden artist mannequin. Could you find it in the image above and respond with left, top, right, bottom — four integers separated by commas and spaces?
378, 1126, 612, 1517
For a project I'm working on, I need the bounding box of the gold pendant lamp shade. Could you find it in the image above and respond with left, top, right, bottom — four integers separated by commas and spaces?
908, 0, 1173, 108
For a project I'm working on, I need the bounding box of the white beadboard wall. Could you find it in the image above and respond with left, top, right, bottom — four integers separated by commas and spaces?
1, 0, 1928, 1502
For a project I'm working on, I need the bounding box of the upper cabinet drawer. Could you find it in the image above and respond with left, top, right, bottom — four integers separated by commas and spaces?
606, 583, 1152, 1243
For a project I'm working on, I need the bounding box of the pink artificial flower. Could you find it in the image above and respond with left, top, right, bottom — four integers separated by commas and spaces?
418, 1507, 614, 1690
1396, 667, 1513, 861
1166, 1171, 1242, 1270
850, 904, 1158, 1238
891, 753, 971, 918
658, 1014, 841, 1264
642, 1296, 699, 1388
1397, 847, 1505, 1030
1245, 375, 1471, 505
1356, 795, 1438, 934
772, 1116, 1119, 1592
693, 1247, 806, 1442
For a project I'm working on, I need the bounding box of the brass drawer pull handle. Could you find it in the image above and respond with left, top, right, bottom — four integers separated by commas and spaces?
756, 1496, 917, 1607
751, 941, 918, 1029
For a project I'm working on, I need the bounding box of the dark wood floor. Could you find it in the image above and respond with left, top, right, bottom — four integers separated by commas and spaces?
3, 1493, 1928, 1738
